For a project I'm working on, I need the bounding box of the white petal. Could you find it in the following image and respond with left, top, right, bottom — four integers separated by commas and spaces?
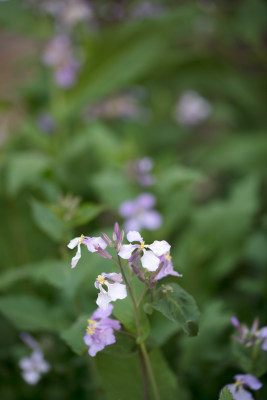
147, 240, 171, 256
141, 250, 160, 271
118, 244, 135, 259
127, 231, 143, 243
19, 357, 33, 371
67, 237, 79, 249
96, 291, 111, 311
71, 244, 81, 268
22, 371, 40, 385
107, 282, 127, 301
86, 237, 107, 253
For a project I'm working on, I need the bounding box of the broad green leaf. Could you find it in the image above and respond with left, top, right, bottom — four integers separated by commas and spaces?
0, 295, 68, 331
151, 283, 199, 336
6, 153, 50, 195
30, 199, 64, 242
219, 387, 234, 400
60, 315, 88, 355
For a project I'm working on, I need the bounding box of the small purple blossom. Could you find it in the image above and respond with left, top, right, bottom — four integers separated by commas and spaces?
174, 90, 212, 126
154, 253, 182, 281
118, 230, 170, 272
95, 273, 127, 310
231, 317, 267, 350
37, 113, 55, 134
19, 334, 50, 385
67, 235, 107, 268
133, 157, 155, 187
222, 374, 262, 400
83, 304, 121, 357
119, 193, 162, 232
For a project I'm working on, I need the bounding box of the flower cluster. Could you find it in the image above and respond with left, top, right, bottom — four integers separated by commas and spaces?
221, 374, 262, 400
68, 223, 182, 356
231, 317, 267, 350
119, 193, 162, 232
19, 333, 50, 385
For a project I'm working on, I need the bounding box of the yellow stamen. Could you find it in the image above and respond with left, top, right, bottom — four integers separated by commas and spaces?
97, 275, 106, 285
165, 252, 172, 261
236, 380, 242, 387
78, 234, 85, 243
140, 242, 146, 251
87, 319, 97, 335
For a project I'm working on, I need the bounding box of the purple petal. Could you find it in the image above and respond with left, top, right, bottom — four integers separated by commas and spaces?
103, 272, 122, 283
141, 210, 162, 230
91, 304, 114, 320
136, 193, 156, 209
231, 317, 240, 329
85, 237, 107, 253
226, 384, 254, 400
119, 201, 136, 217
235, 374, 262, 390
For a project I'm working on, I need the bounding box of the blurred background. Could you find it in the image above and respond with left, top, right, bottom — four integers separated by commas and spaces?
0, 0, 267, 399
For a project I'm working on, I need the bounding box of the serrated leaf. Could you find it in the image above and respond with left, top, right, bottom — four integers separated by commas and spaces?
151, 283, 199, 336
219, 387, 234, 400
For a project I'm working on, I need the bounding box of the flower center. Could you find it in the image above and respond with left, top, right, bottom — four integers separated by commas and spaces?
87, 319, 97, 335
78, 234, 85, 243
165, 252, 172, 260
97, 275, 106, 285
140, 242, 146, 251
235, 379, 242, 387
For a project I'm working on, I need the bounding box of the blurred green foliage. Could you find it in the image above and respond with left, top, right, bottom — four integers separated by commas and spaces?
0, 0, 267, 399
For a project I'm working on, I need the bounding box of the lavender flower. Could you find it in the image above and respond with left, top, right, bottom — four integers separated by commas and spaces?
67, 235, 107, 268
132, 157, 155, 187
222, 374, 262, 400
37, 113, 55, 134
83, 304, 121, 357
19, 334, 50, 385
118, 230, 170, 272
174, 90, 212, 126
154, 253, 182, 281
119, 193, 162, 232
95, 273, 127, 310
231, 317, 267, 350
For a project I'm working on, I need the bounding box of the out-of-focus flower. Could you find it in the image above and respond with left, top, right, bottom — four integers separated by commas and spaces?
37, 113, 55, 134
154, 252, 182, 281
95, 273, 127, 310
83, 304, 121, 357
19, 333, 50, 385
119, 193, 162, 232
126, 157, 155, 187
118, 230, 170, 272
67, 235, 107, 268
174, 90, 212, 126
231, 317, 267, 350
222, 374, 262, 400
42, 35, 79, 89
130, 1, 166, 19
19, 350, 50, 385
60, 0, 93, 25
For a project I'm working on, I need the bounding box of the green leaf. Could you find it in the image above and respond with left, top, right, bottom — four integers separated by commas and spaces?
151, 283, 199, 336
5, 153, 50, 195
66, 203, 106, 228
0, 295, 68, 331
219, 387, 234, 400
60, 315, 88, 355
95, 348, 178, 400
30, 199, 64, 242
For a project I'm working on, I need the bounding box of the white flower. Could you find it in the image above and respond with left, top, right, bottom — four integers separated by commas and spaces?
67, 235, 107, 268
118, 230, 170, 272
19, 350, 50, 385
95, 273, 127, 311
174, 90, 212, 126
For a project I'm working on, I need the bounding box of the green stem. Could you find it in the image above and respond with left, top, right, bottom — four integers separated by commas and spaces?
117, 256, 160, 400
140, 343, 160, 400
137, 286, 148, 307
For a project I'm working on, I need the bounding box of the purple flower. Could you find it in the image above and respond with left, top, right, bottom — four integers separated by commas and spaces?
95, 273, 127, 310
118, 230, 170, 272
119, 193, 162, 232
67, 235, 107, 268
222, 374, 262, 400
134, 157, 155, 187
54, 59, 79, 89
83, 304, 121, 357
231, 317, 267, 350
174, 90, 212, 126
154, 253, 182, 281
37, 113, 55, 134
19, 335, 50, 385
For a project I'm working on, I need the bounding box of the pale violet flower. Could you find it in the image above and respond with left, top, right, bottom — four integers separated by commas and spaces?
67, 235, 107, 268
83, 304, 121, 357
118, 230, 170, 272
231, 317, 267, 350
154, 252, 182, 281
222, 374, 262, 400
95, 273, 127, 311
119, 193, 162, 232
174, 90, 212, 126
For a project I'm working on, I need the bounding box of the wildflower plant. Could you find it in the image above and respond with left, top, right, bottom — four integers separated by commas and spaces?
67, 222, 199, 399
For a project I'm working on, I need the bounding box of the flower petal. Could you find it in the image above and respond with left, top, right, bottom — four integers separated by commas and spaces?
71, 243, 81, 268
147, 240, 171, 256
127, 231, 143, 243
107, 282, 127, 301
22, 371, 40, 385
91, 304, 114, 320
141, 250, 160, 271
96, 290, 111, 311
67, 237, 79, 249
103, 272, 122, 283
118, 244, 136, 259
235, 374, 262, 390
85, 237, 107, 253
